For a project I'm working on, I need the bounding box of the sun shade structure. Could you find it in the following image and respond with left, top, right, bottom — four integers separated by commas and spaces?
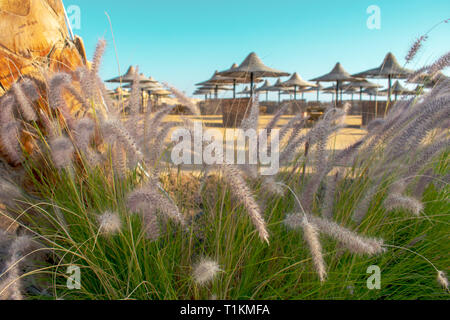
379, 80, 416, 100
123, 82, 164, 91
238, 86, 253, 96
106, 66, 138, 83
310, 62, 361, 105
109, 87, 130, 99
341, 79, 382, 101
363, 87, 387, 102
218, 52, 290, 97
353, 52, 413, 102
265, 78, 286, 103
196, 70, 260, 98
255, 80, 273, 100
279, 73, 316, 100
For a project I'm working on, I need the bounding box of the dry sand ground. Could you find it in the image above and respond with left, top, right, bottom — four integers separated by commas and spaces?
154, 114, 366, 173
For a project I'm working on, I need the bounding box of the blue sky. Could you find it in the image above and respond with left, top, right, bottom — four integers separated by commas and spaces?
66, 0, 450, 99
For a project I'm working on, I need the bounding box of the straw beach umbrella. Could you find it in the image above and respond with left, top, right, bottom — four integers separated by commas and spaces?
341, 79, 382, 101
238, 86, 252, 97
363, 87, 386, 101
218, 52, 290, 97
279, 73, 316, 100
255, 80, 273, 101
379, 80, 415, 100
353, 52, 412, 103
196, 70, 260, 99
265, 79, 286, 103
106, 66, 137, 83
310, 63, 361, 106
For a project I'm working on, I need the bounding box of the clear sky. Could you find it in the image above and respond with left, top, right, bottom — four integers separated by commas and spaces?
66, 0, 450, 99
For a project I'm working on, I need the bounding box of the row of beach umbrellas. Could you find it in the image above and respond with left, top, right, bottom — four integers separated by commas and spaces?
195, 51, 445, 104
105, 66, 172, 103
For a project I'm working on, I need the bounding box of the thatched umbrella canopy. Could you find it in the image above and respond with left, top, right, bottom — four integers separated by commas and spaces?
218, 52, 289, 96
362, 87, 387, 102
265, 78, 287, 103
311, 63, 361, 105
279, 73, 316, 100
341, 79, 382, 101
196, 70, 260, 98
194, 89, 213, 101
255, 80, 273, 101
109, 87, 130, 99
106, 66, 137, 83
353, 52, 412, 102
238, 86, 253, 97
379, 80, 416, 100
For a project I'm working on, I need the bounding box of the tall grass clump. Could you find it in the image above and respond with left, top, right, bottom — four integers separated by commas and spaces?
0, 40, 448, 300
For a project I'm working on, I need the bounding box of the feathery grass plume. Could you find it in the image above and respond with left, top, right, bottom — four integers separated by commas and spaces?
192, 258, 221, 286
352, 185, 377, 224
75, 67, 95, 99
222, 165, 269, 244
97, 211, 122, 235
362, 98, 417, 153
241, 95, 260, 131
0, 94, 16, 124
102, 119, 144, 163
49, 136, 75, 169
279, 131, 307, 165
240, 97, 261, 177
367, 119, 385, 133
301, 218, 327, 283
0, 235, 32, 300
437, 271, 449, 291
126, 188, 161, 240
143, 106, 175, 157
321, 170, 340, 220
384, 194, 423, 216
407, 139, 449, 177
285, 213, 385, 256
48, 73, 76, 129
261, 176, 284, 196
300, 114, 340, 211
94, 76, 115, 115
112, 143, 127, 178
147, 122, 174, 170
65, 85, 92, 112
38, 109, 57, 138
332, 140, 363, 167
405, 35, 427, 63
0, 179, 24, 212
413, 169, 434, 198
141, 209, 161, 241
307, 215, 385, 256
126, 183, 186, 227
279, 113, 305, 142
11, 82, 37, 122
20, 78, 40, 102
74, 118, 95, 148
389, 180, 407, 195
264, 102, 289, 134
429, 51, 450, 75
128, 67, 141, 115
302, 128, 328, 211
91, 39, 106, 76
1, 121, 23, 166
387, 96, 450, 160
164, 83, 201, 116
